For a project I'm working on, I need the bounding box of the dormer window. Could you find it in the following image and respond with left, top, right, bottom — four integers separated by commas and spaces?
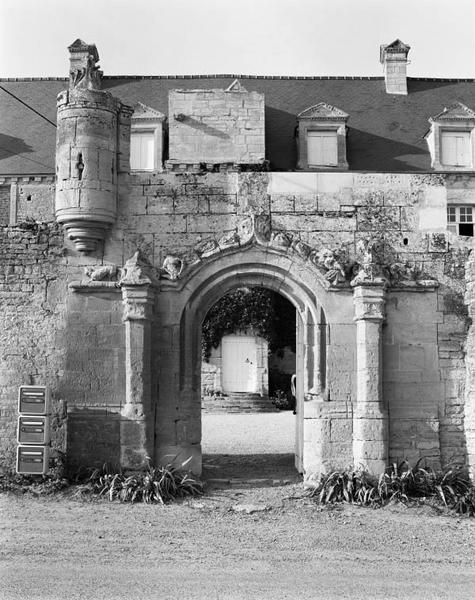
131, 131, 155, 171
426, 102, 475, 172
440, 131, 471, 167
307, 131, 338, 167
297, 103, 349, 171
130, 103, 165, 172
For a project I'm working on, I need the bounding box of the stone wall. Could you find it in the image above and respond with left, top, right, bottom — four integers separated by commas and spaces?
168, 88, 265, 166
15, 182, 56, 224
61, 289, 126, 469
0, 220, 67, 467
0, 171, 474, 474
0, 186, 10, 225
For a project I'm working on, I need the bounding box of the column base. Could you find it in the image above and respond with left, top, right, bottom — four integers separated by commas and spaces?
120, 418, 153, 470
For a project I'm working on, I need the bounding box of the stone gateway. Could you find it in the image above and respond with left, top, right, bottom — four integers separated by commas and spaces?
1, 38, 475, 478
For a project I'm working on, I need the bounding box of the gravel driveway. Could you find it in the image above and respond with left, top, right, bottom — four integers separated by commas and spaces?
2, 490, 475, 600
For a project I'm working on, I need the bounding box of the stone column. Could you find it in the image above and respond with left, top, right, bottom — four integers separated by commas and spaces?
119, 251, 157, 469
352, 284, 388, 473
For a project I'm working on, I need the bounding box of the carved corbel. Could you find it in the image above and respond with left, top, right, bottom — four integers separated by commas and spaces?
119, 251, 158, 287
351, 239, 389, 287
310, 248, 347, 286
161, 255, 185, 281
119, 251, 158, 320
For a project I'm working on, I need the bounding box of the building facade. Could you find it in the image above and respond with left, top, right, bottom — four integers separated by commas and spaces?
1, 39, 475, 477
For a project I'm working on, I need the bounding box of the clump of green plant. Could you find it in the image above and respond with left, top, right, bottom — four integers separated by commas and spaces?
202, 287, 275, 361
0, 471, 70, 496
75, 464, 203, 504
201, 287, 296, 361
307, 461, 475, 516
270, 389, 296, 412
308, 469, 382, 507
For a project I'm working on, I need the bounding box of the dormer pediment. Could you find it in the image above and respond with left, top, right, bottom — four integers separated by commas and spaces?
298, 102, 348, 121
132, 102, 165, 122
226, 79, 247, 92
429, 102, 475, 123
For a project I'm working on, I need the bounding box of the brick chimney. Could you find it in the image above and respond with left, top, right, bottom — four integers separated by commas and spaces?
380, 39, 410, 95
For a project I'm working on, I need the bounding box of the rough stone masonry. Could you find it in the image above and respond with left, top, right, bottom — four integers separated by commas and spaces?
1, 38, 475, 478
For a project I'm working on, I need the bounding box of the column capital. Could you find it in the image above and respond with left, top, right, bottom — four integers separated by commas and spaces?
121, 285, 155, 321
353, 284, 386, 322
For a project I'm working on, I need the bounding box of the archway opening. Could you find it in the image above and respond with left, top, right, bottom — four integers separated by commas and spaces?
173, 248, 330, 479
200, 286, 300, 482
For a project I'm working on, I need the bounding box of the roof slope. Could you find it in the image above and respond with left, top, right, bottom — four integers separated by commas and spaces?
1, 76, 475, 174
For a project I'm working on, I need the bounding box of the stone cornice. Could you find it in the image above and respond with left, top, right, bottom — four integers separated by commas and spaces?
0, 175, 55, 185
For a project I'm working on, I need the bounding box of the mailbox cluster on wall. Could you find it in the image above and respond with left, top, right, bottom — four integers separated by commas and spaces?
16, 386, 51, 475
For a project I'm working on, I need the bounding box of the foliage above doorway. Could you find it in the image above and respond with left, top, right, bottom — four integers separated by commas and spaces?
201, 287, 296, 360
202, 288, 274, 360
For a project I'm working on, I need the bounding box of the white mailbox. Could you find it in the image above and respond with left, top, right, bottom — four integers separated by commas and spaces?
17, 416, 51, 445
18, 386, 51, 415
16, 445, 50, 475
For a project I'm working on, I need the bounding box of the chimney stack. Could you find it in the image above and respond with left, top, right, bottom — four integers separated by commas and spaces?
380, 39, 410, 95
67, 38, 102, 91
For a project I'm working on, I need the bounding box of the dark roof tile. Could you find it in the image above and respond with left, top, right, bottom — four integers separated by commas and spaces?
1, 76, 475, 174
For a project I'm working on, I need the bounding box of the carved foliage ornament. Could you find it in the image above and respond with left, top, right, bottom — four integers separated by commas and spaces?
157, 218, 431, 288
311, 248, 347, 285
350, 239, 388, 287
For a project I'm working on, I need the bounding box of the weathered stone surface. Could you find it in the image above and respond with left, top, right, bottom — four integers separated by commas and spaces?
1, 167, 474, 479
168, 88, 265, 165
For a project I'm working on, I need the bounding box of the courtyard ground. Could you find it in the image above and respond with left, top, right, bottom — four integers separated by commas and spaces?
2, 413, 475, 599
201, 411, 299, 482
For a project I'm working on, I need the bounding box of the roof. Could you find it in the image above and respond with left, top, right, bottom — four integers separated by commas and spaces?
1, 75, 475, 175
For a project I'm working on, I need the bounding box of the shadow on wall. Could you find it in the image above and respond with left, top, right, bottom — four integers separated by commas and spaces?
176, 116, 230, 139
66, 409, 121, 472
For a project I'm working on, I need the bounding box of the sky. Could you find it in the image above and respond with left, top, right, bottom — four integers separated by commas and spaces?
0, 0, 474, 78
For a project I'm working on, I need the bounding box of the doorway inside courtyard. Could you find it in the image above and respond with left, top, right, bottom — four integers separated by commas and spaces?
200, 287, 301, 483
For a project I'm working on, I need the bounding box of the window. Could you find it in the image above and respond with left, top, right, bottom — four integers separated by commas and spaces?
426, 103, 475, 172
130, 103, 165, 172
130, 131, 155, 171
447, 205, 473, 236
441, 131, 471, 167
296, 103, 349, 171
307, 131, 338, 166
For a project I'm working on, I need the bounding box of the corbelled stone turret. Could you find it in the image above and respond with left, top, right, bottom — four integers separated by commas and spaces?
55, 39, 132, 253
